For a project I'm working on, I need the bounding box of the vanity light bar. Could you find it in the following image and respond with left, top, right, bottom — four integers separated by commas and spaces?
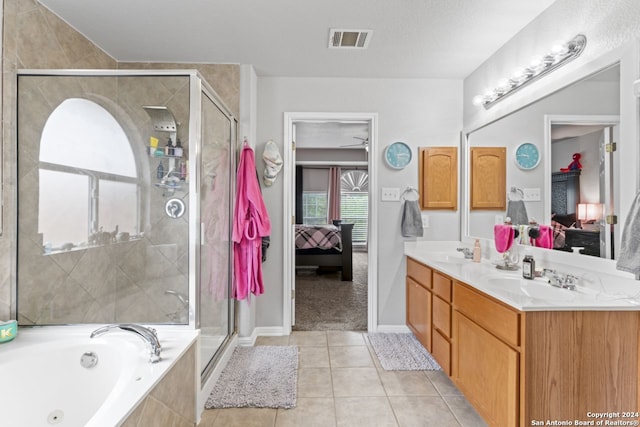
473, 34, 587, 109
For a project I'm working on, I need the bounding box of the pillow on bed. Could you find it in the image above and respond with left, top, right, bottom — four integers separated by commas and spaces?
551, 213, 576, 228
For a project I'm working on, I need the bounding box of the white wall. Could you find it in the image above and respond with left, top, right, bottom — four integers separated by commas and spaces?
256, 77, 462, 328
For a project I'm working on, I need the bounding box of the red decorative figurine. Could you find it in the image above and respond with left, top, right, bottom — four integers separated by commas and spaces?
560, 152, 582, 172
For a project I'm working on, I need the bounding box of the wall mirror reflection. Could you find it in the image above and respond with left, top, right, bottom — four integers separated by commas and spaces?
465, 63, 620, 259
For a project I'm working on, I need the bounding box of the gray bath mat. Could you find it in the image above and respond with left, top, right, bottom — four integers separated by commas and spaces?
368, 333, 441, 371
205, 346, 298, 409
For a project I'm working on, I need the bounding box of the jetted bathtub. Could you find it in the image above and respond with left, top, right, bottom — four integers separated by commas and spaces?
0, 325, 197, 427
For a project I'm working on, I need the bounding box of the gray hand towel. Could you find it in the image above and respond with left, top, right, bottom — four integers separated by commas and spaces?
401, 200, 423, 237
506, 200, 529, 225
617, 191, 640, 274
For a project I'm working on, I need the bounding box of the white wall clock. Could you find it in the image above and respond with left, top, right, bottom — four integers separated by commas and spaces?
384, 141, 412, 169
514, 142, 540, 170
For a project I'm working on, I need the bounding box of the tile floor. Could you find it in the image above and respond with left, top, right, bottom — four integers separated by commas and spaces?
199, 331, 487, 427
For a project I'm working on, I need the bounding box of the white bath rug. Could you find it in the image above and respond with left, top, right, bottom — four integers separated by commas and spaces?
367, 333, 441, 371
205, 346, 298, 409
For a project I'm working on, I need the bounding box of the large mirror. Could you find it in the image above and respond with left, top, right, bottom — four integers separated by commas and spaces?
465, 63, 620, 259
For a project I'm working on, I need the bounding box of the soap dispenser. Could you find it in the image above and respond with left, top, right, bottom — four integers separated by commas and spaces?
473, 239, 482, 263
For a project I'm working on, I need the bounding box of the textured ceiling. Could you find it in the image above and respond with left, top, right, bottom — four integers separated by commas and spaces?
37, 0, 556, 79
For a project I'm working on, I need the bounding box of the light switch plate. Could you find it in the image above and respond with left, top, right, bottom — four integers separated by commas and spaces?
381, 187, 400, 201
522, 188, 541, 201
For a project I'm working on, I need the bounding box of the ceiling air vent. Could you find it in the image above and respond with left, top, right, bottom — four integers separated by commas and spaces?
329, 29, 372, 49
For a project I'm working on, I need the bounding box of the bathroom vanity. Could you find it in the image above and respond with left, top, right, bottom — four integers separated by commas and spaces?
405, 243, 639, 427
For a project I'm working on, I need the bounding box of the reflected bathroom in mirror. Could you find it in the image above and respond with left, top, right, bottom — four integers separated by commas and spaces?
465, 63, 620, 259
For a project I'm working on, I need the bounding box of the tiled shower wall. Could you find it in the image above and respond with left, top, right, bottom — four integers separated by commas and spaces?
1, 0, 240, 321
18, 74, 193, 324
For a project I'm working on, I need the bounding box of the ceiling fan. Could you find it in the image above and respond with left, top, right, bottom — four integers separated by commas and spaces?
340, 136, 369, 150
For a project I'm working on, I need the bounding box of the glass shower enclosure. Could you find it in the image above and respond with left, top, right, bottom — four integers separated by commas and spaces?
16, 70, 235, 379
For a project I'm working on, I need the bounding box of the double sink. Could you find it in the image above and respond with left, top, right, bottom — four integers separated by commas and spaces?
416, 250, 639, 310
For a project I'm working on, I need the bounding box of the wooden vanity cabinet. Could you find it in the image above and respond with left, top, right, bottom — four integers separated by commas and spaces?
470, 147, 506, 210
406, 258, 432, 351
453, 282, 520, 427
405, 257, 640, 427
418, 146, 458, 210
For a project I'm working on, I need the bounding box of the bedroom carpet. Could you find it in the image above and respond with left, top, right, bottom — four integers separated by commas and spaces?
367, 332, 441, 371
293, 251, 367, 331
205, 346, 298, 409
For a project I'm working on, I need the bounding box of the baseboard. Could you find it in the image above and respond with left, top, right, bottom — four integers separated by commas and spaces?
237, 326, 287, 346
374, 324, 411, 333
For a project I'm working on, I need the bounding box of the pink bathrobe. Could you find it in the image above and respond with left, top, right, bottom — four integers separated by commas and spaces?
232, 144, 271, 300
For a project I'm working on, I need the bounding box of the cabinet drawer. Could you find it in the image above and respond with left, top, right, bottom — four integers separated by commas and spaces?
433, 272, 452, 302
433, 295, 451, 338
432, 329, 451, 376
407, 258, 432, 288
454, 282, 520, 348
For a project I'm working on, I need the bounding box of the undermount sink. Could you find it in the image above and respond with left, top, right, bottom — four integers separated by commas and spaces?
483, 276, 576, 302
426, 254, 469, 265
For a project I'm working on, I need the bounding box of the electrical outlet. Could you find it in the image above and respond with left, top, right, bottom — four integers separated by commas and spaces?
421, 213, 430, 228
381, 187, 400, 201
522, 188, 541, 201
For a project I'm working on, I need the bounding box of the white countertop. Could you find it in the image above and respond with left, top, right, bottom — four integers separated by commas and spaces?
404, 241, 640, 311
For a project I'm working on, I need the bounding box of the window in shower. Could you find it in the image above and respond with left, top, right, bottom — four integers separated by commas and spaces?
38, 98, 139, 252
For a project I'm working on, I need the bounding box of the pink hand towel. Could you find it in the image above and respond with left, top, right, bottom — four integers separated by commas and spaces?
533, 225, 553, 249
494, 224, 515, 253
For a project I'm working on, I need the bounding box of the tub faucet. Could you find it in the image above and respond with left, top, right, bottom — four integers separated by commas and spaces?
90, 324, 162, 363
456, 247, 474, 259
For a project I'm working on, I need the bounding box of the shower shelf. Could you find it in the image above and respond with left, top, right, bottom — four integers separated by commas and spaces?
155, 182, 184, 190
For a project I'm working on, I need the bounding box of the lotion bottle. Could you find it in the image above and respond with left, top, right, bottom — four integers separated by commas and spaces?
472, 239, 481, 263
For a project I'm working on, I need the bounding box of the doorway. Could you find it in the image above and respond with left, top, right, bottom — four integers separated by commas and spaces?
283, 112, 378, 333
544, 115, 620, 259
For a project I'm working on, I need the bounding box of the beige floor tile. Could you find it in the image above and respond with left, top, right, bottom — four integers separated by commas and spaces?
329, 345, 374, 368
389, 396, 461, 426
426, 370, 463, 396
335, 396, 398, 427
275, 397, 336, 427
207, 407, 277, 427
298, 368, 334, 398
378, 370, 440, 396
331, 367, 386, 397
198, 408, 219, 426
255, 335, 290, 346
298, 346, 330, 368
444, 396, 488, 427
289, 331, 328, 346
327, 331, 366, 346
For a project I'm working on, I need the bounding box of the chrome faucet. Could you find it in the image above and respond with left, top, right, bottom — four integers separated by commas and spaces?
90, 324, 162, 363
456, 247, 474, 259
542, 268, 578, 290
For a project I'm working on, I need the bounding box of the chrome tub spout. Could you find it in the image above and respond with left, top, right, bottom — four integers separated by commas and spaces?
91, 324, 162, 363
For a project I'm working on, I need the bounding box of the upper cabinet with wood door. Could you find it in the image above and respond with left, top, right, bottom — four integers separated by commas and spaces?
470, 147, 506, 210
419, 146, 457, 210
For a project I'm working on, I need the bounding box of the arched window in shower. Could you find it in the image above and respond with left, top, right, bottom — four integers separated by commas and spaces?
39, 98, 139, 252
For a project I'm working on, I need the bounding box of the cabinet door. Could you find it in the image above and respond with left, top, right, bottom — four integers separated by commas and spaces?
406, 277, 432, 351
453, 312, 518, 427
419, 147, 457, 210
470, 147, 506, 210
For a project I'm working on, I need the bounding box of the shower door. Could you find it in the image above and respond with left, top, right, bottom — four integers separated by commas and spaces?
198, 86, 236, 377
